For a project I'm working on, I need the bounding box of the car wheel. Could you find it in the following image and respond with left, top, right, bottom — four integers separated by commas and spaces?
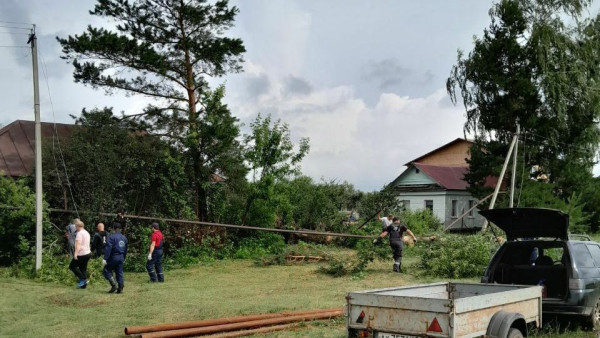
589, 299, 600, 331
507, 328, 524, 338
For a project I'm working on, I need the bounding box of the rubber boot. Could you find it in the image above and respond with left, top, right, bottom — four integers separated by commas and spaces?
108, 280, 117, 294
393, 264, 399, 273
117, 283, 124, 294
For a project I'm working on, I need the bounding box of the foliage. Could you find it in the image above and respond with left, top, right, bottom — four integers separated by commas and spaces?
58, 0, 247, 221
232, 232, 286, 259
242, 115, 310, 227
518, 180, 590, 233
319, 239, 389, 277
0, 175, 51, 265
447, 0, 600, 227
417, 234, 497, 278
400, 209, 442, 235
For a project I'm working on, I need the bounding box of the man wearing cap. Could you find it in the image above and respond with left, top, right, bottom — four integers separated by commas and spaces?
102, 222, 128, 294
146, 222, 164, 283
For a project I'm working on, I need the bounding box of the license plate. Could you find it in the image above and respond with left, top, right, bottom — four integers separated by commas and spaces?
377, 333, 418, 338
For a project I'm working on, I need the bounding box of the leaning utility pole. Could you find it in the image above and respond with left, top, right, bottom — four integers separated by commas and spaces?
509, 123, 520, 207
481, 125, 519, 232
28, 25, 43, 270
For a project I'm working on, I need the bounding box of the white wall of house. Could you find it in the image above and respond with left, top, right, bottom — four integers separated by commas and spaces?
444, 191, 485, 230
396, 191, 447, 223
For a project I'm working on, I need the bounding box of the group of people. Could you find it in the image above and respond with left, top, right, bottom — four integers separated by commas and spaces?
64, 215, 165, 293
374, 213, 418, 273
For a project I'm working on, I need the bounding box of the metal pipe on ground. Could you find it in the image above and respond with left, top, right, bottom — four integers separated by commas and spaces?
125, 308, 342, 335
202, 323, 298, 338
139, 310, 343, 338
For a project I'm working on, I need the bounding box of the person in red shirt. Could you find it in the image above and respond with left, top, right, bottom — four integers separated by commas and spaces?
146, 222, 164, 282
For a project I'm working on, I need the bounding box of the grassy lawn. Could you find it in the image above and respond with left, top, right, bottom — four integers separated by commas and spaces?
0, 252, 595, 337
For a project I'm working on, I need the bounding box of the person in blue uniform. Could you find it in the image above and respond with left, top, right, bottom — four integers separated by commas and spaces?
102, 222, 128, 294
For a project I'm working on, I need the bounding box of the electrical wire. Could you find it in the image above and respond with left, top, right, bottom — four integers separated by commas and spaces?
38, 47, 80, 218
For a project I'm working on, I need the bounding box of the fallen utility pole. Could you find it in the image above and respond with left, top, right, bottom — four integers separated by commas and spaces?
443, 192, 499, 231
125, 308, 342, 335
46, 208, 373, 239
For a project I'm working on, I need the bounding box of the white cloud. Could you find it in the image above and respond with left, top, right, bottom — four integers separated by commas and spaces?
226, 68, 467, 191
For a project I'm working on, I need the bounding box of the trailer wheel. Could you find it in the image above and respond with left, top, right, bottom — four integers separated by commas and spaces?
486, 311, 527, 338
507, 328, 524, 338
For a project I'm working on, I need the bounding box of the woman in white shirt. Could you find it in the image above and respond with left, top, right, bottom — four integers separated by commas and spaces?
69, 219, 92, 289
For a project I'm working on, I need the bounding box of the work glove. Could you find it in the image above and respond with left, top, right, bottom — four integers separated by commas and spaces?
102, 259, 107, 266
147, 253, 152, 261
372, 238, 381, 245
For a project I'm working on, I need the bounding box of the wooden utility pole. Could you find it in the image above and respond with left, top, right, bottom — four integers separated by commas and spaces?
28, 25, 43, 270
481, 127, 519, 232
509, 123, 520, 207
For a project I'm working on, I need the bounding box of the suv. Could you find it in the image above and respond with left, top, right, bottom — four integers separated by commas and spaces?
480, 208, 600, 330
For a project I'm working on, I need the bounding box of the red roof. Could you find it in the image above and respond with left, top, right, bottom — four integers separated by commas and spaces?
0, 120, 74, 177
414, 163, 469, 190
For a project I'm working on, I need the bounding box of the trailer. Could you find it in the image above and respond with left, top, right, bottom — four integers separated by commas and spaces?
346, 282, 542, 338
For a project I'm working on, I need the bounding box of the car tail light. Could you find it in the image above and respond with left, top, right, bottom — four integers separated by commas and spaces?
569, 279, 585, 289
359, 330, 370, 338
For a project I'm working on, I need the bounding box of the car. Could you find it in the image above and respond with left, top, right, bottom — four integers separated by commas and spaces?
480, 207, 600, 330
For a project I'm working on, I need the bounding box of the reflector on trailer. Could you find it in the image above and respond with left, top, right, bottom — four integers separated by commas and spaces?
427, 317, 442, 333
356, 310, 366, 323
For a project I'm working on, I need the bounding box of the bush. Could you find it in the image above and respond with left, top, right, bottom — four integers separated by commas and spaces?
0, 175, 51, 265
400, 209, 442, 235
417, 234, 497, 278
233, 232, 285, 259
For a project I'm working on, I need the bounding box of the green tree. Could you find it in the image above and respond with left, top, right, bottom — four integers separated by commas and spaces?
242, 114, 310, 227
447, 0, 600, 222
58, 0, 246, 221
0, 176, 50, 265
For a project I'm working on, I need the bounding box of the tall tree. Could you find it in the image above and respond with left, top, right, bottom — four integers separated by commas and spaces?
242, 114, 310, 226
58, 0, 246, 220
447, 0, 600, 210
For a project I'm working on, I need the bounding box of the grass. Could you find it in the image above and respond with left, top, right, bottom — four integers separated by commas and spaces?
0, 248, 595, 337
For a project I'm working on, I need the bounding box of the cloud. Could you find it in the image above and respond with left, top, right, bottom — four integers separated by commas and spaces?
283, 75, 312, 97
245, 73, 271, 98
362, 58, 411, 90
227, 68, 467, 191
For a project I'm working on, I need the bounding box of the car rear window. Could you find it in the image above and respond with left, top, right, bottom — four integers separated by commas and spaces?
587, 244, 600, 267
572, 244, 595, 268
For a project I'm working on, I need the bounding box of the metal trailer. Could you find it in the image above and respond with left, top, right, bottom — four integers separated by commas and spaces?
346, 282, 542, 338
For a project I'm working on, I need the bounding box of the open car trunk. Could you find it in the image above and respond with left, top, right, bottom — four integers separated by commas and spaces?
487, 241, 570, 300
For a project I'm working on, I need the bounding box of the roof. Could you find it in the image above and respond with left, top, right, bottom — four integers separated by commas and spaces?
0, 120, 74, 177
405, 138, 474, 166
414, 163, 469, 190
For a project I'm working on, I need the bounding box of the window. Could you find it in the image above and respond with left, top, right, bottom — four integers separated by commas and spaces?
451, 200, 458, 217
573, 244, 595, 268
587, 244, 600, 267
425, 200, 433, 212
401, 200, 410, 210
468, 200, 475, 217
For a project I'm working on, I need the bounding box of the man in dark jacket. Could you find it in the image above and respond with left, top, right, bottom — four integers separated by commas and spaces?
91, 222, 108, 258
102, 222, 128, 294
375, 217, 417, 273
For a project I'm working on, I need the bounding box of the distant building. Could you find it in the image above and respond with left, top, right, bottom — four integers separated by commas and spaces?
0, 120, 74, 177
389, 138, 490, 231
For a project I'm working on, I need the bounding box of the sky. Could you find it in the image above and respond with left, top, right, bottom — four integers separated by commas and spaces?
0, 0, 501, 191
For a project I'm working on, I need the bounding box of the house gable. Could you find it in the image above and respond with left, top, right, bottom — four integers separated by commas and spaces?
390, 164, 438, 189
405, 138, 473, 167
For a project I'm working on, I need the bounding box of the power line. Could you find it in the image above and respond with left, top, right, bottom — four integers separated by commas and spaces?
0, 20, 32, 26
38, 47, 80, 218
0, 25, 30, 30
0, 31, 30, 35
0, 45, 28, 48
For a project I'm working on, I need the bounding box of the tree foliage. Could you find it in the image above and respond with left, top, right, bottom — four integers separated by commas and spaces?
58, 0, 247, 221
447, 0, 600, 226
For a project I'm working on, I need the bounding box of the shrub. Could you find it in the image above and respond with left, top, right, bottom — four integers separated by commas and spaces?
0, 175, 51, 265
400, 209, 442, 235
233, 232, 285, 259
417, 234, 497, 278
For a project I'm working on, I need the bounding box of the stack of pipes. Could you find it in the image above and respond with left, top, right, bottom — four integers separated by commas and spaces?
125, 308, 344, 338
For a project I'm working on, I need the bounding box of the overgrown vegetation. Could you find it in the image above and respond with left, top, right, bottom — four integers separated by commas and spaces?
417, 234, 497, 279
